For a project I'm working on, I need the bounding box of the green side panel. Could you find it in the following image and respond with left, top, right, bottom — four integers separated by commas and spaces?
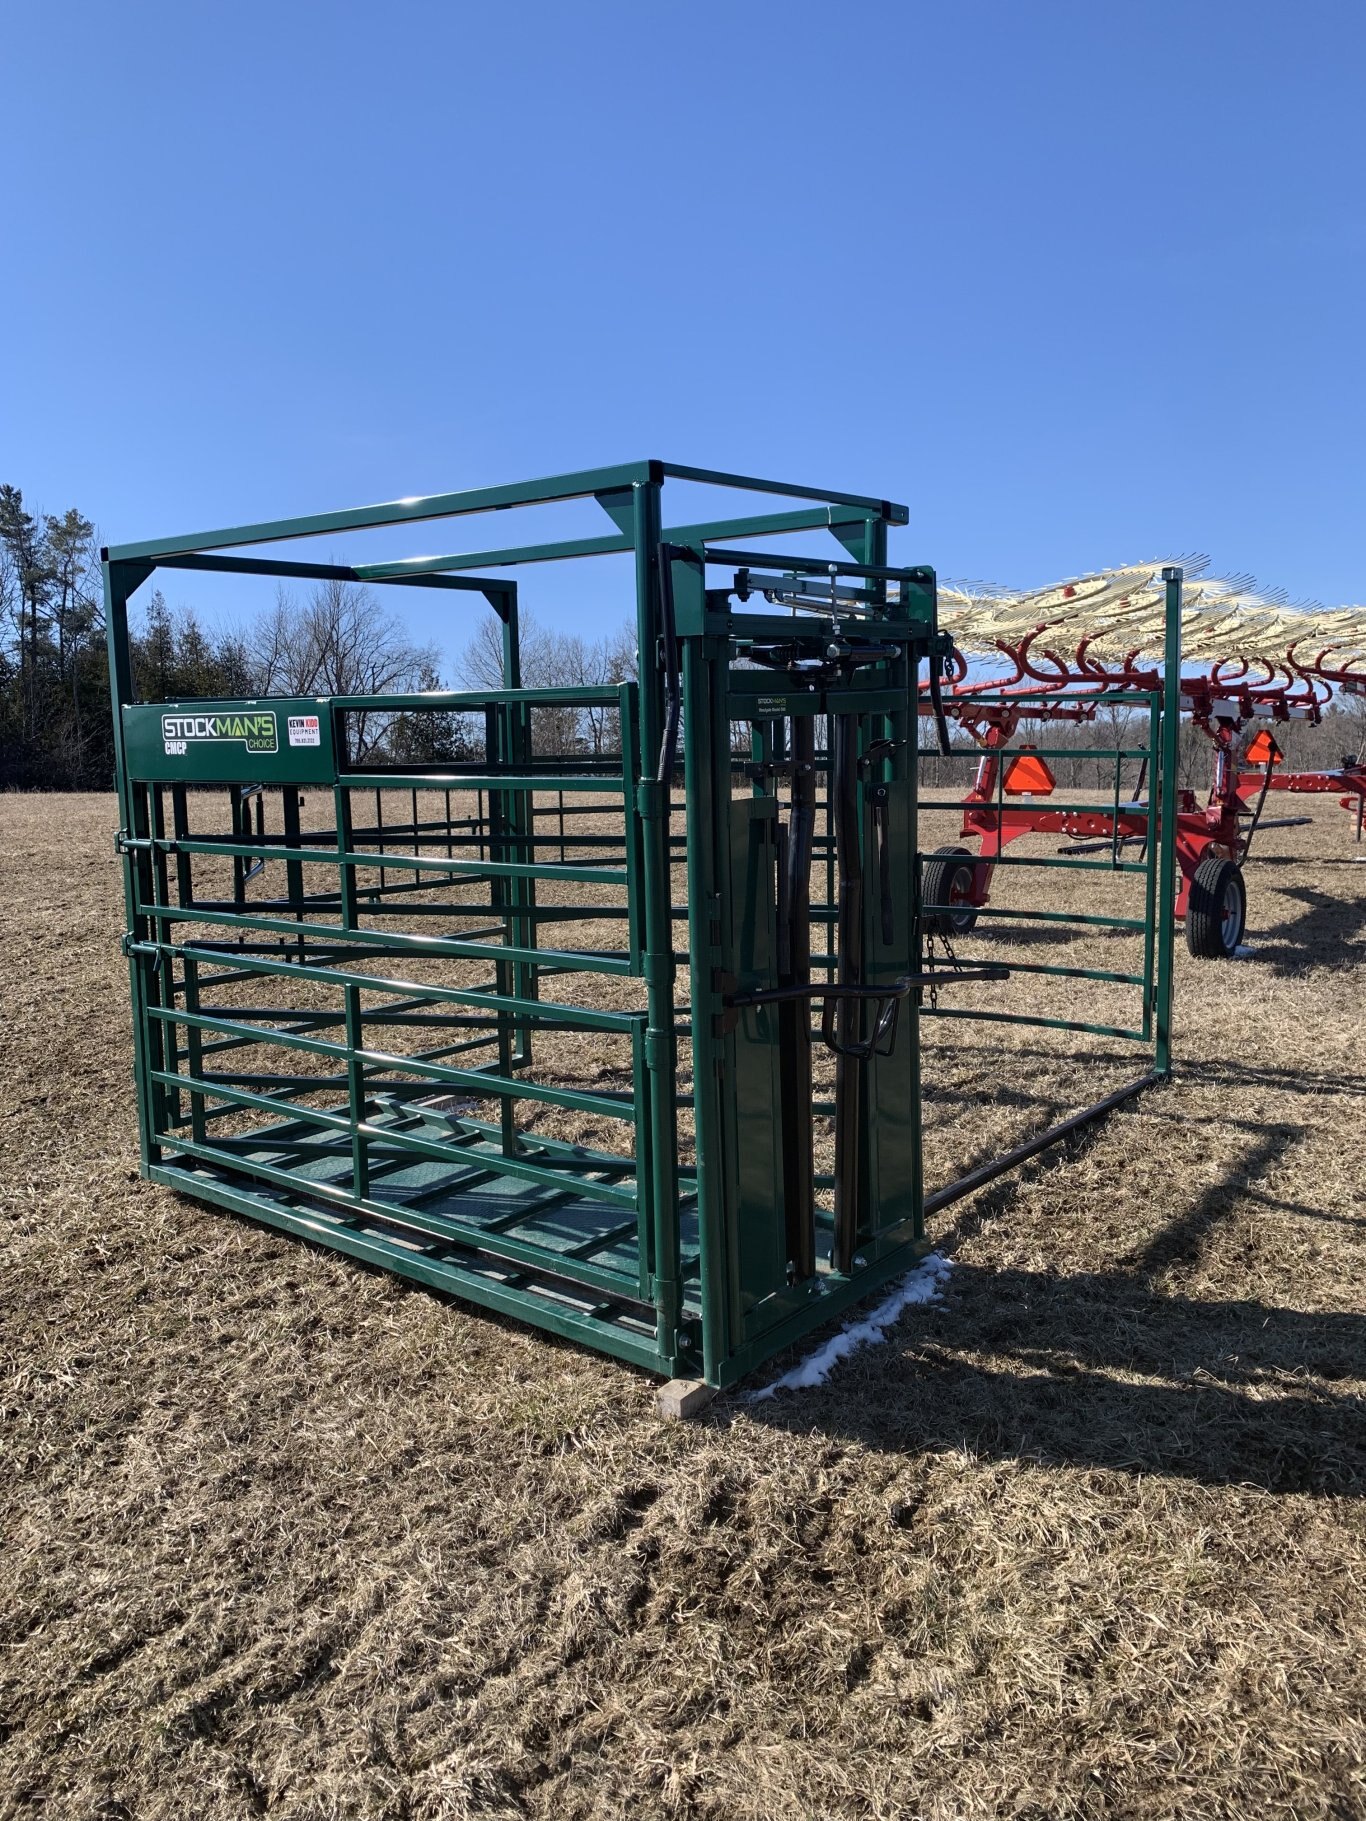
867, 774, 921, 1239
726, 796, 788, 1335
122, 698, 338, 784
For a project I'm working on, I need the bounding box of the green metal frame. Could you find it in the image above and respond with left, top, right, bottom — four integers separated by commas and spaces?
915, 571, 1183, 1217
104, 465, 1179, 1388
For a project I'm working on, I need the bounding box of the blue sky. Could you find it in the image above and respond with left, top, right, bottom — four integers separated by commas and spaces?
4, 0, 1364, 663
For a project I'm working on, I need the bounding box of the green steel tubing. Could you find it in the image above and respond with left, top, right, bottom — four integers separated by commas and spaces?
918, 798, 1152, 817
107, 460, 905, 565
680, 619, 731, 1384
149, 1089, 645, 1281
388, 1107, 644, 1178
947, 958, 1147, 987
930, 904, 1148, 932
334, 688, 623, 711
146, 834, 628, 887
959, 853, 1149, 874
633, 480, 683, 1371
1154, 570, 1183, 1077
917, 746, 1154, 763
921, 1006, 1147, 1041
151, 1069, 640, 1209
132, 939, 642, 1032
342, 772, 627, 793
109, 461, 1180, 1390
130, 904, 635, 976
146, 1162, 669, 1376
149, 1005, 636, 1120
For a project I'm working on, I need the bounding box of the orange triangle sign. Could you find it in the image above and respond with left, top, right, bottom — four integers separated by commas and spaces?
1003, 750, 1056, 796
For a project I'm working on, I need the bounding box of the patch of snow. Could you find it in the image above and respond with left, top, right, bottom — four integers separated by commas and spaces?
420, 1094, 484, 1118
749, 1252, 953, 1401
1233, 944, 1257, 958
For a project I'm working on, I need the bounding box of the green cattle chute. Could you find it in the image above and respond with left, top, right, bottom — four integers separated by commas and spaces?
104, 462, 1180, 1389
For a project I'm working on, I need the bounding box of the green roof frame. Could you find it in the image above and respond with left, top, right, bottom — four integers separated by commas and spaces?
104, 459, 908, 566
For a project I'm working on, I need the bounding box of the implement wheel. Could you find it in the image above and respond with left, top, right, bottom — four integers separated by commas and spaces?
1186, 856, 1247, 959
923, 844, 981, 936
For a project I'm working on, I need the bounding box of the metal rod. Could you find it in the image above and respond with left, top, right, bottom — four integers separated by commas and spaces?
830, 707, 864, 1274
779, 711, 817, 1280
925, 1073, 1160, 1217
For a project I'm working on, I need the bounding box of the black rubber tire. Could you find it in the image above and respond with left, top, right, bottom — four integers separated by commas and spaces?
1185, 856, 1247, 959
922, 844, 981, 936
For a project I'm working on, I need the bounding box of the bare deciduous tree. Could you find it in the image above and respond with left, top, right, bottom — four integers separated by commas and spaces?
248, 578, 438, 758
455, 607, 636, 757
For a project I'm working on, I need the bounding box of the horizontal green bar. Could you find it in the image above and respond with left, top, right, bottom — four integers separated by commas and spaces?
145, 1164, 667, 1366
382, 1099, 640, 1177
959, 958, 1145, 986
661, 461, 905, 518
921, 1007, 1146, 1040
160, 834, 625, 887
916, 747, 1153, 762
679, 504, 879, 543
151, 551, 496, 593
353, 506, 883, 580
146, 938, 643, 1029
335, 686, 623, 710
130, 906, 635, 975
966, 854, 1149, 874
922, 801, 1151, 817
933, 904, 1147, 931
359, 533, 630, 576
342, 772, 626, 794
156, 1085, 648, 1260
153, 1068, 638, 1204
107, 461, 659, 562
150, 1008, 636, 1121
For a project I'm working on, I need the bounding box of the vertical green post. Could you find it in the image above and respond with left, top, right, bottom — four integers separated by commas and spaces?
104, 554, 160, 1170
681, 613, 731, 1383
170, 785, 207, 1144
632, 480, 682, 1374
334, 785, 370, 1199
493, 582, 536, 1067
484, 703, 519, 1157
1139, 690, 1160, 1043
1154, 566, 1183, 1078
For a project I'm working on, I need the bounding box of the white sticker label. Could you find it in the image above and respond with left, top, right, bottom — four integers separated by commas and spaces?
288, 715, 321, 748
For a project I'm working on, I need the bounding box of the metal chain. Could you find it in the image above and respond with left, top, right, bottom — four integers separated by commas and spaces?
922, 921, 967, 1015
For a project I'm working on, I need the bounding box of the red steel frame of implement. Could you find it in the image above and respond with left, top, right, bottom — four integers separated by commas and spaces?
918, 577, 1364, 954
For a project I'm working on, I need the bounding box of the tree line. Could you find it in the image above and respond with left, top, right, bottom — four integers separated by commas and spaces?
2, 477, 1360, 790
0, 480, 637, 787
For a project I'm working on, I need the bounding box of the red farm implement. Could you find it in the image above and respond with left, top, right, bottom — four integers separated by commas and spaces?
1236, 728, 1366, 845
922, 564, 1366, 958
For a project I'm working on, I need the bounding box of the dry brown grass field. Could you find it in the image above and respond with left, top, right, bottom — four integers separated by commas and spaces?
2, 791, 1364, 1821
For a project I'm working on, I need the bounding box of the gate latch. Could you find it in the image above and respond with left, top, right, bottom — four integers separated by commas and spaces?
723, 966, 1010, 1062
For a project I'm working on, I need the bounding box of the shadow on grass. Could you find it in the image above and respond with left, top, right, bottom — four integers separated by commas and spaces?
1246, 882, 1366, 973
743, 1261, 1366, 1494
745, 1096, 1366, 1494
1178, 1054, 1366, 1101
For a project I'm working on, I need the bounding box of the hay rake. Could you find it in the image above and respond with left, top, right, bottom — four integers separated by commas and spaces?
920, 564, 1366, 957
